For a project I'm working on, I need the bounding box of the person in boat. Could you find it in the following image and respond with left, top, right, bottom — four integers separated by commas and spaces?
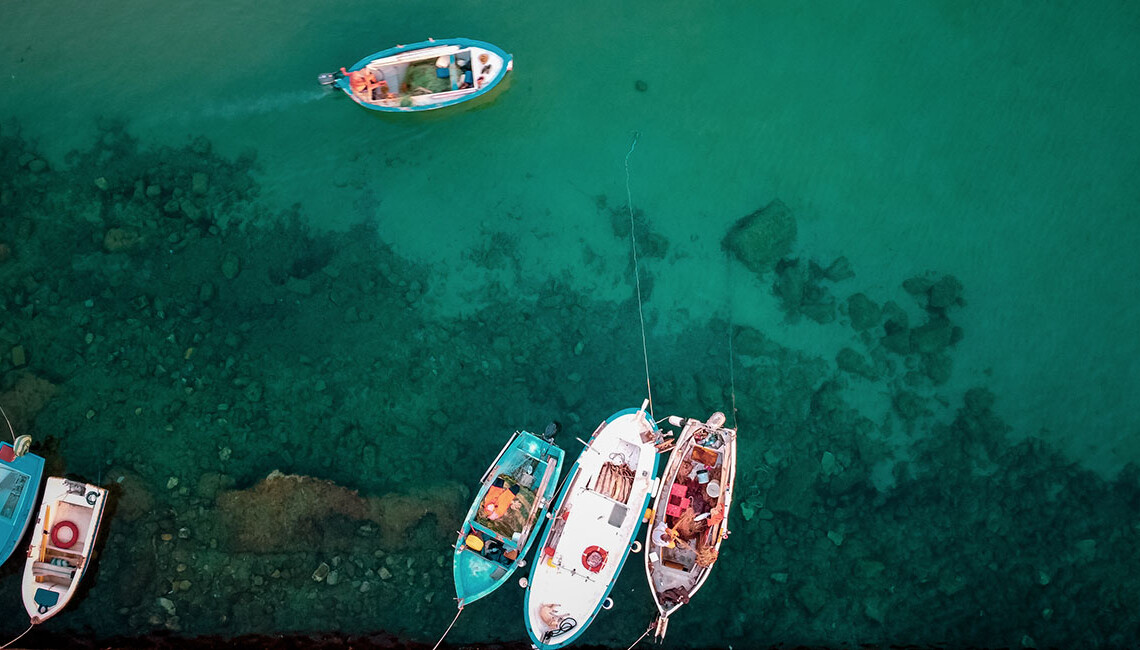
341, 67, 387, 100
482, 477, 522, 521
652, 521, 686, 549
538, 602, 566, 628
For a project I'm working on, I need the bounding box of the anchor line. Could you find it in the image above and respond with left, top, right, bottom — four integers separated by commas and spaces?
1, 404, 14, 443
430, 606, 463, 650
728, 321, 739, 430
724, 247, 740, 431
624, 620, 655, 650
625, 130, 654, 419
1, 624, 34, 650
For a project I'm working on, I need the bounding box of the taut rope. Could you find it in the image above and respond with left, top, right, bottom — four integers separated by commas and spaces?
1, 624, 34, 650
1, 404, 14, 443
625, 131, 654, 418
430, 606, 463, 650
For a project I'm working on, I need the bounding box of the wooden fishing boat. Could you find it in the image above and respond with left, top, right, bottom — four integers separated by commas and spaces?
1, 438, 44, 567
643, 412, 737, 640
320, 38, 513, 112
524, 401, 664, 648
452, 425, 565, 608
22, 477, 108, 624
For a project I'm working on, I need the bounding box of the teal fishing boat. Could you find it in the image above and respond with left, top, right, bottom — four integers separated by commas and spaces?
1, 420, 45, 568
433, 425, 565, 649
319, 37, 513, 112
452, 425, 564, 607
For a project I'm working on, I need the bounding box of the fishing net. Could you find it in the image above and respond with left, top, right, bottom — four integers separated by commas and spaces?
405, 63, 450, 94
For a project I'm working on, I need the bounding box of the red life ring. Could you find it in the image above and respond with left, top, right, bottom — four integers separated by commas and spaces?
51, 521, 79, 549
581, 545, 607, 573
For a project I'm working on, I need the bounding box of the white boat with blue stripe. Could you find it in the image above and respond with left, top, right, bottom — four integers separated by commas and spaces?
524, 401, 664, 648
320, 38, 513, 112
21, 477, 108, 625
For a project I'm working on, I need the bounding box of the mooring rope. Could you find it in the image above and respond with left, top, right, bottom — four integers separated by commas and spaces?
724, 248, 740, 431
624, 620, 655, 650
1, 624, 33, 650
624, 131, 654, 419
728, 321, 739, 431
430, 606, 463, 650
1, 404, 14, 443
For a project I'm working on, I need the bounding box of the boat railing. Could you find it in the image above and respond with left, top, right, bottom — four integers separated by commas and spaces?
383, 44, 461, 65
480, 432, 520, 485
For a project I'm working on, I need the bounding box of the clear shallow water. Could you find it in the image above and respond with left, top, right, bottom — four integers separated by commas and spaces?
1, 1, 1138, 648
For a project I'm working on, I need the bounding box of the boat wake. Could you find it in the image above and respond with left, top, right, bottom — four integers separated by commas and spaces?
143, 89, 331, 127
196, 89, 330, 120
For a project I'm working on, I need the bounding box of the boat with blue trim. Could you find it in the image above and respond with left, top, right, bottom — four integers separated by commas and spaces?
320, 38, 513, 112
1, 435, 44, 568
452, 424, 565, 608
643, 412, 737, 641
524, 401, 665, 648
21, 476, 108, 624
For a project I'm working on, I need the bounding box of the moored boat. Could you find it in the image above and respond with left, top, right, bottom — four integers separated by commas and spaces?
22, 477, 108, 624
643, 412, 737, 640
524, 401, 664, 648
1, 435, 44, 568
320, 38, 513, 112
453, 425, 565, 608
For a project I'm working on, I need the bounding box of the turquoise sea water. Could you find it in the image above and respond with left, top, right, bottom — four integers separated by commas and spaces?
1, 0, 1138, 647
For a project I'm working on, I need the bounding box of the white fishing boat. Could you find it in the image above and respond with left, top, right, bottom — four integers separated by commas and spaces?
320, 37, 513, 112
22, 477, 108, 624
643, 413, 737, 640
524, 400, 664, 648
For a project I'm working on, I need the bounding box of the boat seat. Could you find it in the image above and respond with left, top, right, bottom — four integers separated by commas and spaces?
33, 561, 75, 580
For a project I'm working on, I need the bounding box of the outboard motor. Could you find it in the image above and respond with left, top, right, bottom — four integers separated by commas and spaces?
543, 421, 560, 442
317, 71, 340, 88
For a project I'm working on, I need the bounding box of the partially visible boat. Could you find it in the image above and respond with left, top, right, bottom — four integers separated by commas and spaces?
643, 412, 737, 640
524, 401, 663, 648
1, 436, 44, 568
22, 477, 108, 624
320, 37, 513, 112
452, 424, 565, 607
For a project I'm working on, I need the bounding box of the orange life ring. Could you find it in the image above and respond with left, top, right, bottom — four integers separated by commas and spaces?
581, 545, 607, 573
51, 520, 79, 549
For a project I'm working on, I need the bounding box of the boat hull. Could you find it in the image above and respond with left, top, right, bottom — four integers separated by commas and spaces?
524, 404, 661, 648
0, 442, 44, 567
334, 38, 513, 112
452, 430, 564, 607
22, 477, 108, 624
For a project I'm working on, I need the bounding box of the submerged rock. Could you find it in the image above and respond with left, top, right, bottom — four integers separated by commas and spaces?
103, 227, 143, 252
846, 293, 881, 331
215, 471, 464, 553
220, 252, 241, 280
722, 200, 797, 275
